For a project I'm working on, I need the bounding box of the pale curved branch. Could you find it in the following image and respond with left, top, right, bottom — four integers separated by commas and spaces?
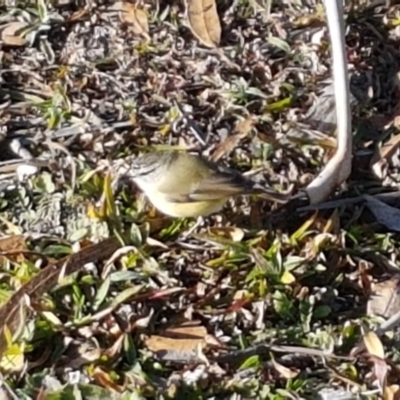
305, 0, 352, 203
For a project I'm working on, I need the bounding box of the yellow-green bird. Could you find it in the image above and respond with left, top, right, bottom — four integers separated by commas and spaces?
116, 150, 288, 218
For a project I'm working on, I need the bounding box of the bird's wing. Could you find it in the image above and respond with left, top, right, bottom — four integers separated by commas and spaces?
162, 172, 249, 203
191, 173, 250, 199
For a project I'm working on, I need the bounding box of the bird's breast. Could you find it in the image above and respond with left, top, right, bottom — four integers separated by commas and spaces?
145, 191, 228, 218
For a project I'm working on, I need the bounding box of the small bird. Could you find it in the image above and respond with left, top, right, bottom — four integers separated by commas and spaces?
114, 150, 288, 218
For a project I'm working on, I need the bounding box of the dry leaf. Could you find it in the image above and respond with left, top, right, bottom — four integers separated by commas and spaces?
235, 117, 258, 136
271, 358, 300, 379
363, 331, 385, 359
211, 133, 247, 162
145, 335, 201, 353
370, 133, 400, 179
146, 236, 169, 249
373, 355, 388, 393
322, 209, 340, 234
363, 331, 387, 392
92, 367, 123, 393
1, 22, 29, 47
69, 7, 89, 22
211, 117, 256, 162
115, 2, 150, 39
384, 385, 400, 400
207, 227, 245, 242
144, 320, 208, 361
226, 297, 251, 313
163, 322, 208, 340
0, 235, 27, 252
186, 0, 221, 48
305, 232, 335, 258
359, 259, 372, 296
367, 276, 400, 319
0, 235, 28, 263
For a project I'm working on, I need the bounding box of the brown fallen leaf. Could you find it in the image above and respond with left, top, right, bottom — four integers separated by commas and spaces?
144, 319, 209, 362
69, 7, 89, 22
370, 133, 400, 179
163, 321, 208, 340
384, 385, 400, 400
114, 2, 150, 40
145, 335, 201, 354
0, 235, 28, 263
367, 276, 400, 319
207, 227, 245, 242
271, 357, 300, 379
321, 209, 340, 234
363, 331, 387, 393
1, 22, 29, 47
359, 259, 372, 296
225, 297, 252, 313
293, 6, 325, 27
211, 117, 256, 162
364, 331, 385, 359
92, 366, 124, 393
185, 0, 221, 48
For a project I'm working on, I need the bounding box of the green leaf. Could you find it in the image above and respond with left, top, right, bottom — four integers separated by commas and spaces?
267, 36, 291, 53
299, 295, 314, 332
42, 245, 72, 257
110, 270, 143, 282
112, 285, 144, 306
41, 311, 63, 327
40, 38, 55, 64
123, 333, 137, 365
283, 256, 306, 271
273, 290, 294, 319
130, 223, 143, 246
239, 355, 261, 370
35, 172, 56, 194
265, 96, 292, 112
313, 305, 331, 318
93, 275, 111, 311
